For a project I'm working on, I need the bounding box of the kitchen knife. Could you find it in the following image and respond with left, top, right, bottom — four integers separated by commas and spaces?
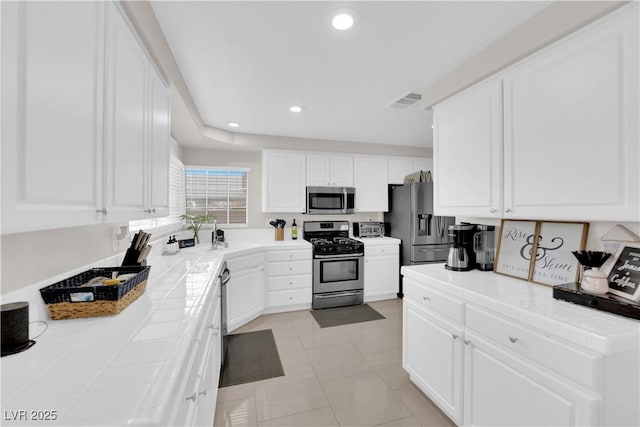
137, 245, 151, 263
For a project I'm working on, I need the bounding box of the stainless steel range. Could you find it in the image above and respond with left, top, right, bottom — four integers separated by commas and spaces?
303, 221, 364, 309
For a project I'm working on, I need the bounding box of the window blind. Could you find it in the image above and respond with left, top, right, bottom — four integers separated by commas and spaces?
129, 156, 185, 232
185, 167, 249, 225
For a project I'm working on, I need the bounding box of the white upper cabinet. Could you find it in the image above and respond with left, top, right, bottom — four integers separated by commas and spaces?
354, 156, 389, 212
388, 157, 433, 184
433, 4, 638, 221
1, 1, 170, 234
502, 5, 639, 221
147, 65, 170, 217
104, 2, 148, 222
306, 153, 353, 187
433, 79, 503, 218
1, 1, 106, 234
262, 150, 306, 213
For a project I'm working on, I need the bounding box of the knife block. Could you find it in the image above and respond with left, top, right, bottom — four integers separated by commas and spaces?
275, 228, 284, 241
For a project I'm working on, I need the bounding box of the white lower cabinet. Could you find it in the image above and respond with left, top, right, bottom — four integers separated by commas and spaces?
266, 249, 312, 311
169, 279, 221, 427
227, 254, 265, 332
364, 243, 399, 301
463, 331, 597, 427
402, 274, 638, 427
403, 300, 463, 424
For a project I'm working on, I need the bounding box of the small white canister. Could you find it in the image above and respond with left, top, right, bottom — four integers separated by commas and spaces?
581, 269, 609, 295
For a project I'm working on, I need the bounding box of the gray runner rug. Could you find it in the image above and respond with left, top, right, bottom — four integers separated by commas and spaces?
219, 329, 284, 387
311, 304, 385, 328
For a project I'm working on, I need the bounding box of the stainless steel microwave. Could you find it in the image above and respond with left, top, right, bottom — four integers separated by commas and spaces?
306, 186, 355, 214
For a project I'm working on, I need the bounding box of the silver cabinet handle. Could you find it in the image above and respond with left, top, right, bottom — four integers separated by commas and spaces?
198, 390, 207, 397
144, 208, 157, 214
490, 208, 497, 213
422, 296, 430, 302
509, 336, 518, 344
96, 208, 107, 215
505, 208, 512, 213
186, 393, 197, 402
464, 340, 471, 345
452, 334, 459, 340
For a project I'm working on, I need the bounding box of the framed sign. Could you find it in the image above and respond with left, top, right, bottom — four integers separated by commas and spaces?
607, 245, 640, 302
495, 220, 538, 280
530, 221, 589, 286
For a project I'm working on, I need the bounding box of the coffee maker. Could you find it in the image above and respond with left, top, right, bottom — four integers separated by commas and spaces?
473, 225, 496, 271
445, 224, 476, 271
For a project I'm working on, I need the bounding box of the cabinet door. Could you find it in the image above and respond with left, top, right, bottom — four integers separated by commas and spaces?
306, 153, 331, 186
403, 301, 463, 424
388, 158, 415, 184
433, 79, 503, 218
354, 156, 389, 212
464, 332, 598, 426
1, 1, 105, 233
147, 66, 170, 217
364, 254, 399, 299
104, 3, 147, 221
331, 155, 354, 186
227, 266, 265, 331
503, 7, 639, 221
262, 150, 306, 212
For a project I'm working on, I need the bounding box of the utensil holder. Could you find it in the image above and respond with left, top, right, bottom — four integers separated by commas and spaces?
275, 228, 284, 241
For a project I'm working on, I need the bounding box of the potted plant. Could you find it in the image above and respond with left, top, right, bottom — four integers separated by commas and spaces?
180, 214, 212, 244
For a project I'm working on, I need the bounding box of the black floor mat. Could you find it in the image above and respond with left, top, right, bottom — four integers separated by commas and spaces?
311, 304, 386, 328
219, 329, 284, 387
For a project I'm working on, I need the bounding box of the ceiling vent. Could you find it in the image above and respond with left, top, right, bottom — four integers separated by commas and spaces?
387, 92, 422, 109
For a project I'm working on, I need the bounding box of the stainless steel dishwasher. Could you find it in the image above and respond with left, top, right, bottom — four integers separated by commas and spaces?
219, 261, 231, 367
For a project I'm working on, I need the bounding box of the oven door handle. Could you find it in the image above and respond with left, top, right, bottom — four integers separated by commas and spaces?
315, 290, 362, 299
315, 253, 364, 259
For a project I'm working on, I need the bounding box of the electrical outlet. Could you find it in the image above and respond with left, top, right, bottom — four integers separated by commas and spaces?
112, 225, 130, 252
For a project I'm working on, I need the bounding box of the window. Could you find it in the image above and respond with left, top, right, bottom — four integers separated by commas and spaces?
185, 166, 249, 225
129, 156, 185, 232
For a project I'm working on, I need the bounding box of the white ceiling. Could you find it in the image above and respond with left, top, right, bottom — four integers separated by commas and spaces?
151, 1, 550, 148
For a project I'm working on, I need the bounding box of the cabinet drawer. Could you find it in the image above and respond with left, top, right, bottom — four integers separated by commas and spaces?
268, 288, 312, 308
266, 249, 310, 262
226, 252, 264, 272
466, 305, 599, 388
403, 278, 464, 324
268, 260, 312, 277
365, 245, 399, 257
268, 274, 312, 291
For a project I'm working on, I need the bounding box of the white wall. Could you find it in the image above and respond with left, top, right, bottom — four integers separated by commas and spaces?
1, 222, 129, 294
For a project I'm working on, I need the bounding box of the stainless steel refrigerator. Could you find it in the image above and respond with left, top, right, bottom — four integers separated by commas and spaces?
384, 182, 455, 295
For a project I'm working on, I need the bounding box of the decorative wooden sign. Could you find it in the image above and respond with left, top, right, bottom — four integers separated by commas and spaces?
495, 220, 538, 280
531, 222, 589, 286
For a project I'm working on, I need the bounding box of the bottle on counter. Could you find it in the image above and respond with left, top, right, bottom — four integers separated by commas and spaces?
292, 219, 298, 240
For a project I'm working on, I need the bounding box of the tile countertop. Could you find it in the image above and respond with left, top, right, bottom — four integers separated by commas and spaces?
354, 236, 401, 245
401, 264, 640, 356
0, 236, 311, 426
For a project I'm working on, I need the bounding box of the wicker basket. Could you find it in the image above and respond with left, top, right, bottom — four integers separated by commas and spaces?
39, 266, 151, 320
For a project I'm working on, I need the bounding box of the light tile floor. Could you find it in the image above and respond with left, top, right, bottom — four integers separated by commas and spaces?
214, 299, 456, 427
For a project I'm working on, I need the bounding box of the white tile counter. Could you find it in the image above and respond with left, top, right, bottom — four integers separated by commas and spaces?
401, 264, 640, 355
0, 234, 311, 426
354, 236, 401, 246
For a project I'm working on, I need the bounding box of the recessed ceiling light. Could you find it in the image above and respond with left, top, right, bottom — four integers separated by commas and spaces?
289, 105, 304, 113
332, 12, 354, 30
228, 121, 240, 128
